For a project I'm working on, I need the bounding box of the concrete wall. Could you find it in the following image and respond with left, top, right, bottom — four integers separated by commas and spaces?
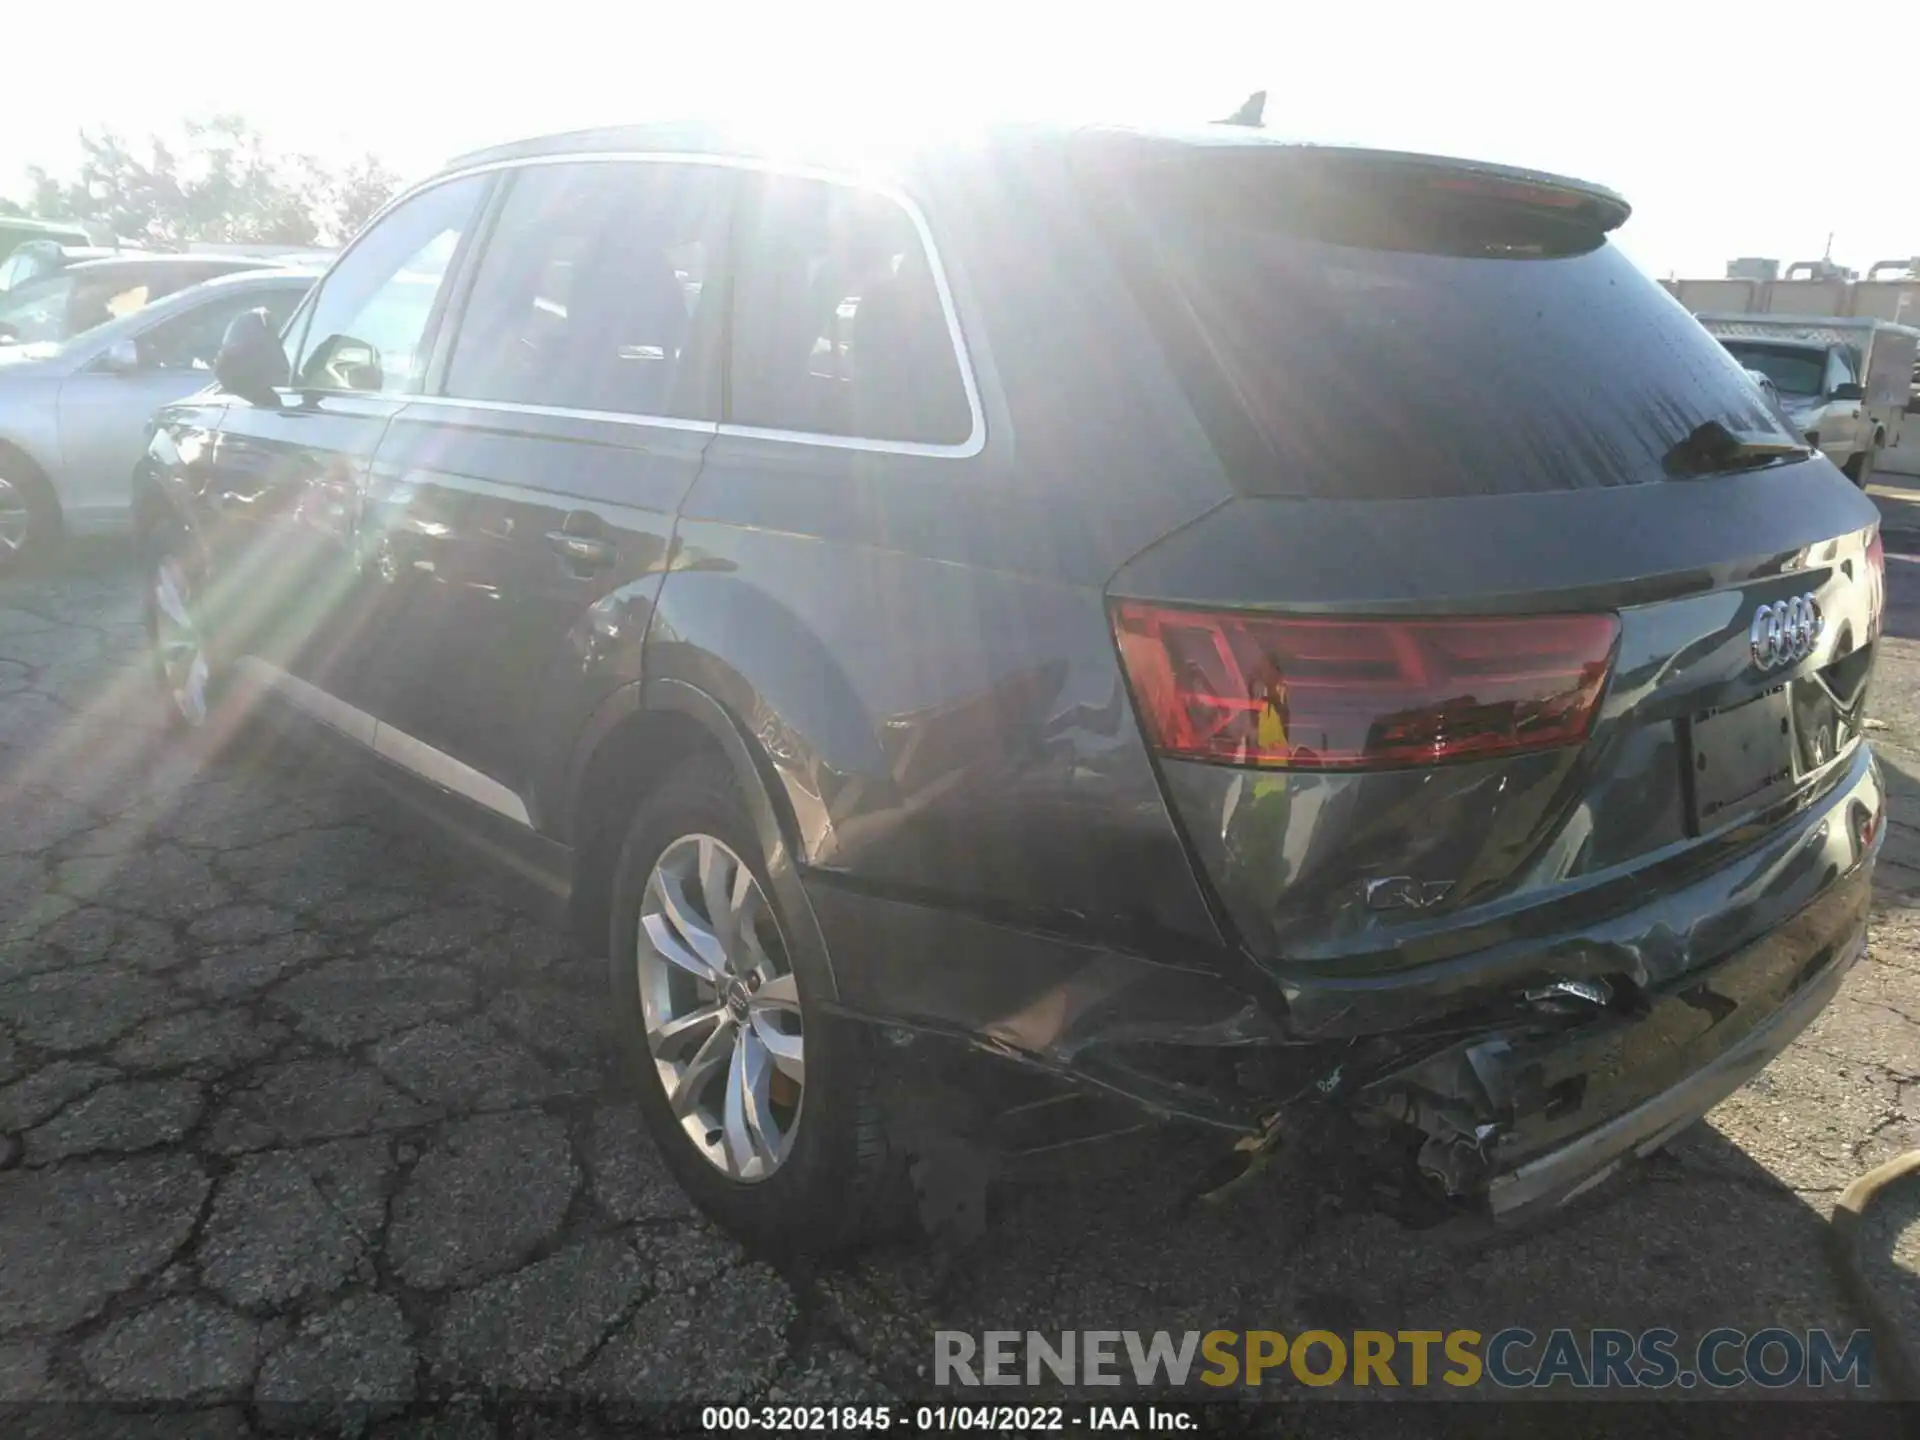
1666, 274, 1920, 322
1852, 282, 1920, 325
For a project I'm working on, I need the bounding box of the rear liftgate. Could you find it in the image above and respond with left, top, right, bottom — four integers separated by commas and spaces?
1107, 529, 1884, 1222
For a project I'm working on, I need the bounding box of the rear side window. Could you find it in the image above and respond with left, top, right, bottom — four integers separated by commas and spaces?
1080, 147, 1795, 498
443, 160, 732, 420
79, 277, 152, 329
0, 271, 149, 343
727, 174, 972, 446
295, 175, 488, 394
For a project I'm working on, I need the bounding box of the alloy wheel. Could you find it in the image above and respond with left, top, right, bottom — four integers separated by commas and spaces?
152, 556, 211, 727
0, 476, 30, 556
636, 833, 805, 1181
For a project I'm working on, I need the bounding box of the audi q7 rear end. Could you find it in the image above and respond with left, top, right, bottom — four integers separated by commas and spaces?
1034, 131, 1886, 1217
828, 126, 1887, 1225
142, 120, 1885, 1250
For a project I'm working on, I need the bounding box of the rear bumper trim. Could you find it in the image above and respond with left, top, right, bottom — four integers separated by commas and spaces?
1486, 919, 1866, 1219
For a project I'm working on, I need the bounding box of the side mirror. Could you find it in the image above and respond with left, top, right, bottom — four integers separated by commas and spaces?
213, 309, 289, 404
304, 335, 383, 394
1831, 381, 1866, 402
96, 337, 142, 373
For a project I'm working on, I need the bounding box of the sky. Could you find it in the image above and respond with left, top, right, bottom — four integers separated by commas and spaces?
3, 0, 1913, 280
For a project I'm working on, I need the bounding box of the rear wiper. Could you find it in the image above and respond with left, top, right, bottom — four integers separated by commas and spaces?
1664, 420, 1810, 477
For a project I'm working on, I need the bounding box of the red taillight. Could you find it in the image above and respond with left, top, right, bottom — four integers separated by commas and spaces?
1866, 530, 1886, 640
1111, 603, 1620, 771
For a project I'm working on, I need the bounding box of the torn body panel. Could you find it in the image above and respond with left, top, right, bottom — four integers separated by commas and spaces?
818, 737, 1882, 1221
1355, 861, 1870, 1218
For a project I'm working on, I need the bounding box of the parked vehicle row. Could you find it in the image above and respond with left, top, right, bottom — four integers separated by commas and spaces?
0, 253, 286, 348
124, 121, 1885, 1253
0, 217, 105, 283
0, 242, 119, 295
0, 266, 314, 564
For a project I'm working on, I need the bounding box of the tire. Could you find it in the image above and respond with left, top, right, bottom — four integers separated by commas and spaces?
1862, 432, 1886, 488
141, 529, 241, 742
608, 756, 902, 1254
0, 454, 60, 575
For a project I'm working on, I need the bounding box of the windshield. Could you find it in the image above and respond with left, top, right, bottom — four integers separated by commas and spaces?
0, 271, 153, 346
1721, 342, 1826, 397
1082, 153, 1794, 498
0, 233, 83, 290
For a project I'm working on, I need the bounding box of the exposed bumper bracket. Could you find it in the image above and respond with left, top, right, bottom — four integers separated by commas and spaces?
1486, 919, 1865, 1218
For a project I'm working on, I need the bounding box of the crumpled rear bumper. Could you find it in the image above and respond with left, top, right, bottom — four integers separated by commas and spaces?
1354, 863, 1871, 1220
1490, 911, 1864, 1216
816, 744, 1882, 1216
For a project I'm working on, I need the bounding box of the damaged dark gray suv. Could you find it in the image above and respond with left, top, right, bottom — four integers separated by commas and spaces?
134, 120, 1887, 1252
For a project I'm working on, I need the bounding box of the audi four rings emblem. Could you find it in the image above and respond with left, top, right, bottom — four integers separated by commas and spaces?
1750, 593, 1823, 671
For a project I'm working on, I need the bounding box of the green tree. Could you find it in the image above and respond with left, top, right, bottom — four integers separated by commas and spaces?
319, 154, 402, 242
13, 116, 399, 247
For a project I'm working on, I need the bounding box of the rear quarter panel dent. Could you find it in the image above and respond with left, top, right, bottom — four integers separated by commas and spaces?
652, 524, 1222, 947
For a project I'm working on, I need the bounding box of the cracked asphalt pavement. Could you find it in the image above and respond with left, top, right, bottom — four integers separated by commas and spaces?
2, 543, 1919, 1433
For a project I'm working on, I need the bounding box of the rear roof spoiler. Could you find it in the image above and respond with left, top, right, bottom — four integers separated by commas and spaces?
1075, 128, 1633, 233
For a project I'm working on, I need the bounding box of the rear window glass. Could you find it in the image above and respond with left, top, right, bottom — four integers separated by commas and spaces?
0, 271, 154, 344
1081, 149, 1794, 498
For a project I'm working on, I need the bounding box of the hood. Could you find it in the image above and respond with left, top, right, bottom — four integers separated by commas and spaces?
1781, 394, 1825, 427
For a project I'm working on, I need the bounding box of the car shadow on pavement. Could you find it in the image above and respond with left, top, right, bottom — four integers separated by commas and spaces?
810, 1113, 1883, 1403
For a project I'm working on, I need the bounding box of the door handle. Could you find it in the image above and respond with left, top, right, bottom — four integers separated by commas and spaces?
544, 529, 617, 572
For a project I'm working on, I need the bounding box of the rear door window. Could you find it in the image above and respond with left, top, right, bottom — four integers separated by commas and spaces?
725, 174, 973, 446
1079, 145, 1794, 498
442, 160, 733, 420
78, 277, 152, 330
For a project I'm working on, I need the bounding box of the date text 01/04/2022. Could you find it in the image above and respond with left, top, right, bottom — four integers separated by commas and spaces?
698, 1405, 1196, 1431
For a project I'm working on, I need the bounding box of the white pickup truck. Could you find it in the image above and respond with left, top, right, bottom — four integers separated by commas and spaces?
1697, 314, 1920, 486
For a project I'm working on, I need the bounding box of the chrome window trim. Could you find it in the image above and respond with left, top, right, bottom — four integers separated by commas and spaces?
714, 420, 981, 459
401, 394, 718, 435
384, 150, 986, 460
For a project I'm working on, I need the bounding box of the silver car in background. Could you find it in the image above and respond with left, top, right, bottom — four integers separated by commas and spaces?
0, 253, 278, 346
0, 267, 315, 569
